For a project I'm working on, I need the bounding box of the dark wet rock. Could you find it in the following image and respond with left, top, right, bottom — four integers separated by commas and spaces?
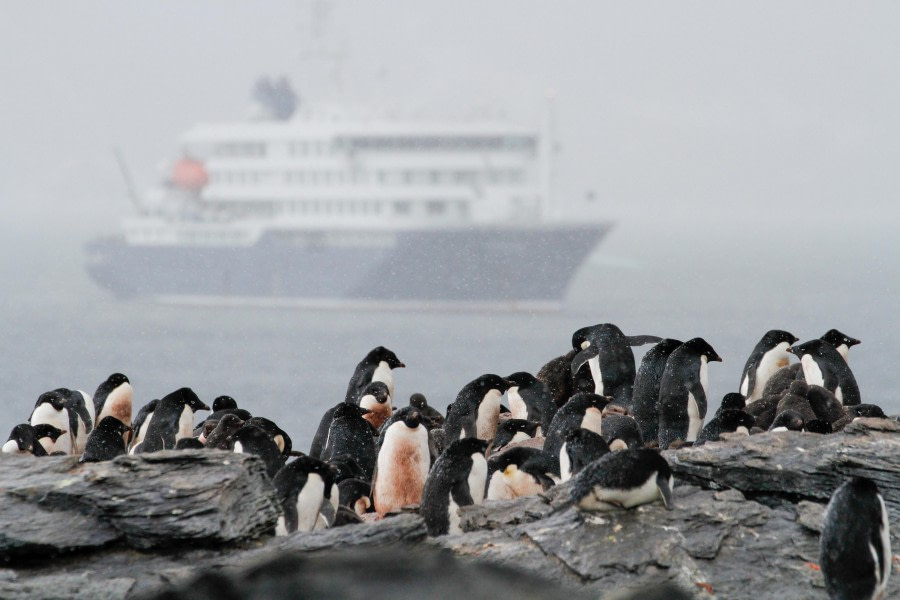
2, 426, 900, 600
0, 450, 279, 557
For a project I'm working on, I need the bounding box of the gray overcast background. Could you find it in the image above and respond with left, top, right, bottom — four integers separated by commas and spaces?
2, 1, 898, 230
0, 1, 897, 437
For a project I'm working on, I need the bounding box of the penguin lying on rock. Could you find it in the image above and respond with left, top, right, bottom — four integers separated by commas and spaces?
569, 448, 674, 513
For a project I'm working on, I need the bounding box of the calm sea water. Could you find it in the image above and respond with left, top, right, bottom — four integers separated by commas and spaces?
1, 211, 896, 450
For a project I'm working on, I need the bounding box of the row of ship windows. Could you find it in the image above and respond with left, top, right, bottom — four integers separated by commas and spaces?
209, 169, 526, 186
200, 200, 468, 218
210, 137, 537, 158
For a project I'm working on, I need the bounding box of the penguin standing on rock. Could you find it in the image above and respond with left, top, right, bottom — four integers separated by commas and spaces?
344, 346, 405, 404
232, 425, 285, 480
372, 407, 431, 517
789, 339, 861, 406
570, 324, 662, 410
543, 393, 609, 458
130, 399, 158, 453
79, 417, 132, 463
505, 372, 556, 433
93, 373, 132, 440
443, 374, 511, 442
631, 338, 682, 446
3, 424, 40, 455
820, 477, 891, 600
273, 455, 336, 535
657, 338, 722, 449
420, 437, 489, 536
739, 330, 798, 403
570, 448, 674, 512
134, 388, 209, 454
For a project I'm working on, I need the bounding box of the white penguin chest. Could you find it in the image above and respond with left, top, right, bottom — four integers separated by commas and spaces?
487, 471, 513, 501
296, 473, 325, 533
372, 361, 394, 398
559, 442, 572, 482
588, 356, 604, 395
447, 495, 462, 535
176, 406, 195, 441
476, 389, 502, 440
30, 404, 71, 454
581, 407, 604, 435
507, 388, 527, 420
747, 343, 791, 401
2, 439, 26, 454
468, 453, 488, 505
800, 355, 825, 388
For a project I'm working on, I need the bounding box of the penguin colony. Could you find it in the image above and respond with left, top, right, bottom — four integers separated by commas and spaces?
2, 328, 889, 597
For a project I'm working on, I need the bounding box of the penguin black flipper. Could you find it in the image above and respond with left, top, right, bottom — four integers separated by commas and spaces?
309, 404, 341, 458
449, 478, 475, 507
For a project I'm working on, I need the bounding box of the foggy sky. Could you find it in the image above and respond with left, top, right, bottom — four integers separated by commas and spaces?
1, 0, 899, 236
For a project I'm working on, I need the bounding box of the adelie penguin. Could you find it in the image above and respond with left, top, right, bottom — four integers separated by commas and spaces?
492, 419, 540, 453
569, 448, 674, 513
820, 477, 891, 600
601, 414, 643, 450
273, 455, 337, 535
30, 389, 91, 455
79, 416, 132, 463
559, 428, 609, 482
505, 371, 556, 434
344, 346, 405, 404
486, 446, 559, 500
357, 381, 392, 430
420, 437, 489, 536
232, 424, 285, 480
739, 330, 798, 403
408, 393, 444, 430
570, 323, 662, 410
32, 424, 67, 455
93, 373, 133, 443
543, 392, 609, 458
2, 424, 41, 455
443, 374, 511, 442
694, 409, 755, 446
536, 349, 578, 408
203, 414, 246, 450
130, 399, 158, 453
134, 388, 210, 454
321, 403, 377, 481
630, 338, 682, 446
657, 338, 722, 449
820, 329, 861, 363
789, 339, 861, 406
372, 407, 430, 517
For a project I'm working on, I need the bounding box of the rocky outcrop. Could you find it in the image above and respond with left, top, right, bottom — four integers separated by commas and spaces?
1, 424, 899, 599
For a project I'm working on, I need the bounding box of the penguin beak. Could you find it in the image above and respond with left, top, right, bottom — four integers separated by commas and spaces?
785, 347, 795, 355
657, 474, 675, 510
571, 346, 599, 375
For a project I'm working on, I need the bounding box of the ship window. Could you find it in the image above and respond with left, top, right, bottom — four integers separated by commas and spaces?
394, 201, 411, 215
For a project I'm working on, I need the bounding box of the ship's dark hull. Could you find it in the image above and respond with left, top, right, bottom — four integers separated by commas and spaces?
85, 225, 610, 306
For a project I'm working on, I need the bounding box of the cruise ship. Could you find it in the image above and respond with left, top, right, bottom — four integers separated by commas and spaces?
86, 91, 610, 309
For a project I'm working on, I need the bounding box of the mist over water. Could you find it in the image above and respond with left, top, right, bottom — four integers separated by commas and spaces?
1, 209, 895, 451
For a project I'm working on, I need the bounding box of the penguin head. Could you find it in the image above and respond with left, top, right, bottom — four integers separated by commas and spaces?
787, 339, 826, 358
368, 346, 405, 369
105, 373, 130, 388
492, 419, 540, 451
566, 392, 611, 414
361, 381, 391, 405
37, 390, 68, 412
787, 380, 809, 396
820, 329, 861, 349
97, 416, 133, 436
212, 395, 238, 412
761, 329, 799, 346
402, 409, 423, 429
8, 424, 35, 452
32, 424, 67, 442
408, 393, 429, 410
719, 393, 746, 412
683, 338, 722, 362
180, 388, 211, 413
506, 371, 538, 390
214, 414, 246, 436
334, 403, 371, 420
328, 455, 367, 484
769, 410, 805, 431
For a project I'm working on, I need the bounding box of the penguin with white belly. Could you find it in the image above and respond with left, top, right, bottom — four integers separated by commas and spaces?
420, 437, 489, 536
630, 338, 682, 446
321, 403, 377, 482
492, 419, 541, 453
134, 388, 209, 454
570, 448, 674, 513
505, 371, 556, 433
739, 330, 798, 403
372, 407, 431, 517
657, 338, 722, 449
788, 339, 861, 406
443, 374, 511, 442
819, 329, 861, 362
273, 455, 336, 535
486, 446, 559, 501
29, 390, 79, 455
92, 373, 132, 442
559, 428, 610, 483
344, 346, 405, 404
543, 393, 609, 458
